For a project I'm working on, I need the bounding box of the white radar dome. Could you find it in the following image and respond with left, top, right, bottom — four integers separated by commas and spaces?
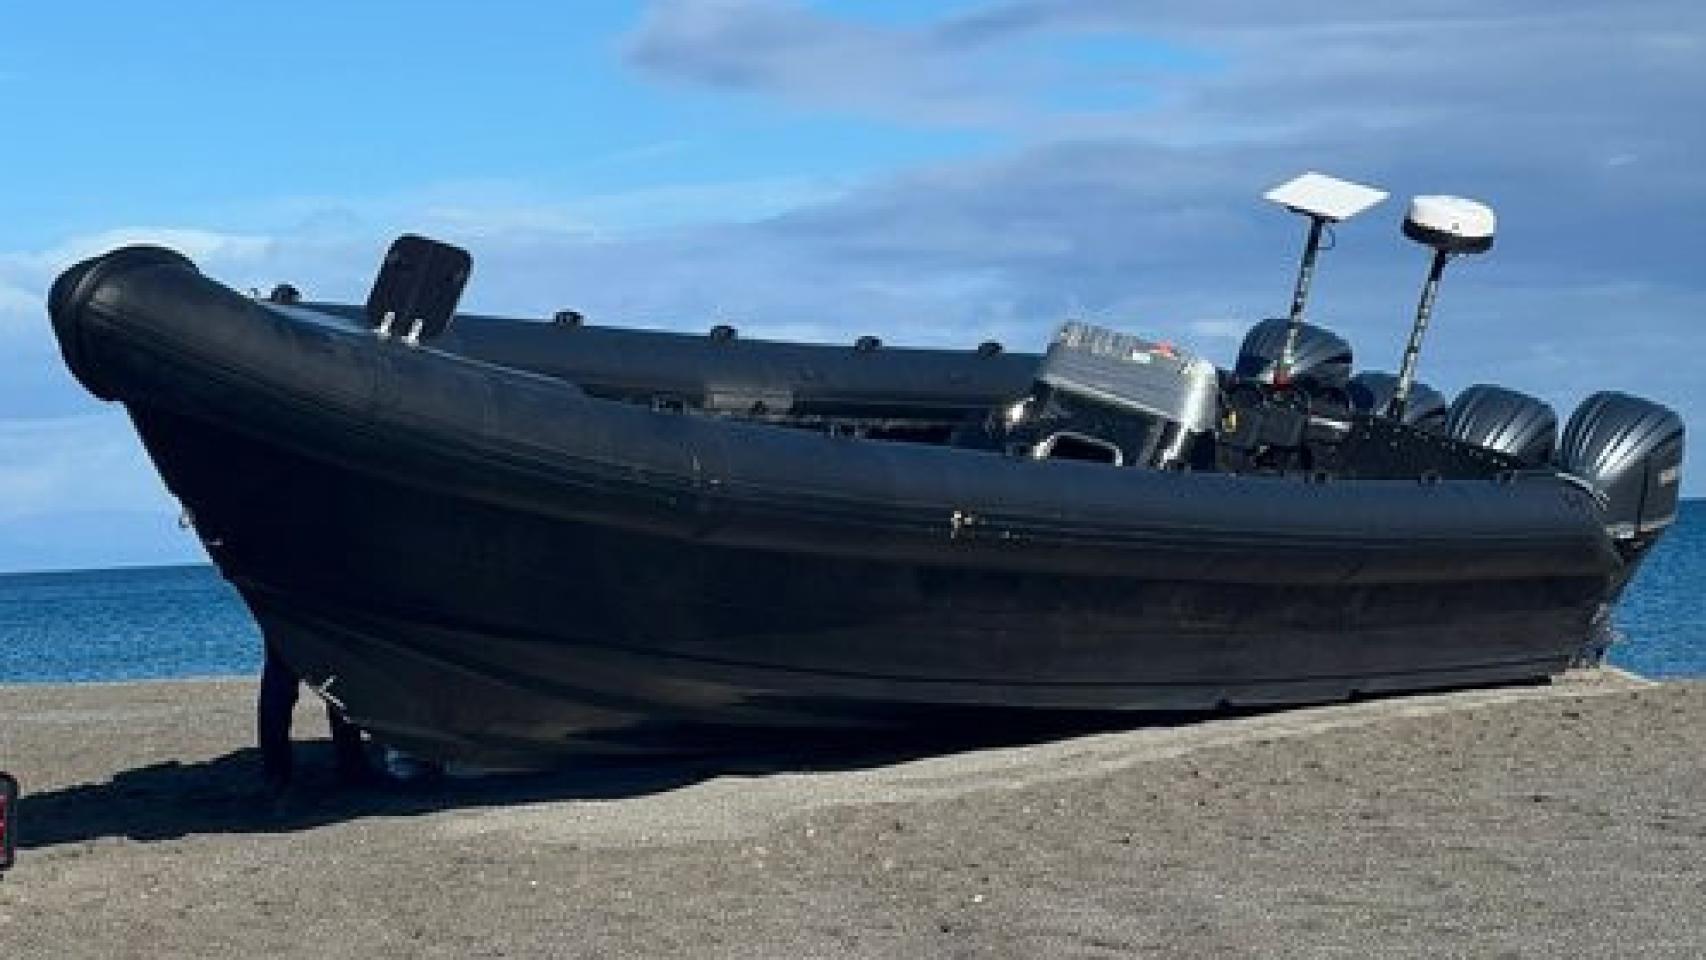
1404, 195, 1496, 254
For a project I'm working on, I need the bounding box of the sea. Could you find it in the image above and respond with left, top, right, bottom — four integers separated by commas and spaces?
2, 501, 1704, 683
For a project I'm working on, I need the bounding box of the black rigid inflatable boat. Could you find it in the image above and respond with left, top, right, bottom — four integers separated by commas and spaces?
45, 182, 1684, 765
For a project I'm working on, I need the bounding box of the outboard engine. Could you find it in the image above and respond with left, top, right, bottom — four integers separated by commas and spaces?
1558, 392, 1685, 545
1000, 321, 1219, 469
1347, 371, 1447, 432
1234, 318, 1353, 397
1445, 384, 1557, 464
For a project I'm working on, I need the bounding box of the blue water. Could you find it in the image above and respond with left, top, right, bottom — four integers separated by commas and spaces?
1609, 499, 1706, 678
1, 502, 1703, 683
0, 565, 261, 683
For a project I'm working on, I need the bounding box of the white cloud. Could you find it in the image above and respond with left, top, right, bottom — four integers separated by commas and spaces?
1187, 319, 1247, 342
0, 413, 173, 522
3, 227, 274, 277
626, 0, 1026, 125
626, 0, 1706, 160
0, 282, 36, 324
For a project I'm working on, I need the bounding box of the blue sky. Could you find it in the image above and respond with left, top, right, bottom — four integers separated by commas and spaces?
2, 0, 1702, 572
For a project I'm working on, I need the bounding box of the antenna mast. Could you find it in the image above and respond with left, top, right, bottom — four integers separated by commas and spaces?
1390, 196, 1496, 419
1262, 172, 1388, 384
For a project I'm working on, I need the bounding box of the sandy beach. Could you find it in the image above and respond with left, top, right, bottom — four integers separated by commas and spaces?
1, 670, 1702, 958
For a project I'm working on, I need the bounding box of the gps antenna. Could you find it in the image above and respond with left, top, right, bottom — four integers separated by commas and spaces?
1390, 195, 1496, 419
1262, 172, 1388, 385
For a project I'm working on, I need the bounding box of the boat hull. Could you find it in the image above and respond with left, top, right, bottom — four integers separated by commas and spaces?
131, 404, 1598, 763
52, 248, 1625, 763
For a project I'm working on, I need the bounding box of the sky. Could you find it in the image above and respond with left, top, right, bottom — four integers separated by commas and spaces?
1, 0, 1702, 572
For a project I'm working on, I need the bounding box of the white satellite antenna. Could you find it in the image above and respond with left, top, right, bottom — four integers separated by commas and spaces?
1263, 172, 1389, 385
1389, 195, 1497, 418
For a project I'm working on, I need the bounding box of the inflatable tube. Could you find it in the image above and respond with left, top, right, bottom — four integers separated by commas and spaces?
45, 246, 1645, 762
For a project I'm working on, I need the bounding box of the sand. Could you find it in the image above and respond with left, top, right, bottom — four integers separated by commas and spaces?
1, 670, 1702, 958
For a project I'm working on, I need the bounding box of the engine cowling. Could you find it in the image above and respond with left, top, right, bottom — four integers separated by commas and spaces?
1234, 318, 1352, 395
1445, 385, 1558, 464
1347, 371, 1447, 432
1558, 392, 1685, 540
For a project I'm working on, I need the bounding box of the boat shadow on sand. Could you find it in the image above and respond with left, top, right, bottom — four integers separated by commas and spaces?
18, 708, 1235, 852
